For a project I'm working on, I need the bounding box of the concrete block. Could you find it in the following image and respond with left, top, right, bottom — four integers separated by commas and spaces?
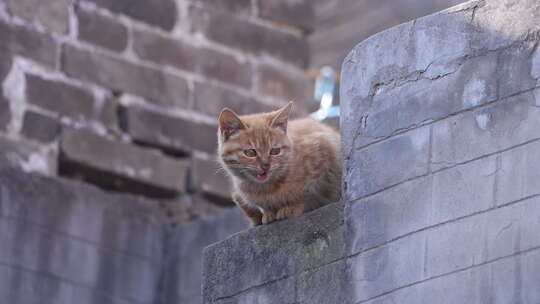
202, 203, 344, 302
345, 126, 430, 200
214, 278, 296, 304
496, 140, 540, 205
345, 176, 432, 255
431, 154, 497, 223
161, 208, 248, 304
348, 232, 427, 302
431, 91, 540, 170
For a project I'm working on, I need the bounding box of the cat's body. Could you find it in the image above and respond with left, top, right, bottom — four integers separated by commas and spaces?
217, 103, 341, 226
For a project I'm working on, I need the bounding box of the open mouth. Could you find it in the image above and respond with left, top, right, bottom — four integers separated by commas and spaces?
256, 171, 268, 181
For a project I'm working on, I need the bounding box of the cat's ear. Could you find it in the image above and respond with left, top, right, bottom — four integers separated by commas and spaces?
270, 101, 293, 133
219, 108, 246, 141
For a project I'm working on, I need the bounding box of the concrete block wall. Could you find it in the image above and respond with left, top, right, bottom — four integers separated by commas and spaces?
202, 0, 540, 303
0, 167, 249, 304
0, 0, 315, 217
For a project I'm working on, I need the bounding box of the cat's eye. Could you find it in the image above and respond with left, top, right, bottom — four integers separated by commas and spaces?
244, 149, 257, 157
270, 148, 281, 155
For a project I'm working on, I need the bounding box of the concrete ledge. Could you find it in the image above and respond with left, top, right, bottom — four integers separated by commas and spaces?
202, 202, 344, 303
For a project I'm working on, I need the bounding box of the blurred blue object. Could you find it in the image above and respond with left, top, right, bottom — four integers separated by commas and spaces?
311, 66, 340, 120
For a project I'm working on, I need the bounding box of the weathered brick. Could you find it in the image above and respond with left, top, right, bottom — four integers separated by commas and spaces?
60, 128, 189, 195
496, 141, 540, 205
62, 45, 190, 108
0, 20, 57, 67
193, 82, 274, 117
21, 111, 61, 143
0, 100, 9, 131
0, 136, 57, 174
77, 7, 128, 52
191, 156, 230, 200
84, 0, 177, 31
0, 52, 11, 131
196, 47, 252, 88
431, 91, 540, 170
191, 6, 308, 68
259, 0, 314, 31
121, 106, 218, 154
191, 0, 252, 16
257, 63, 314, 110
345, 126, 430, 200
133, 30, 251, 88
7, 0, 69, 34
25, 74, 96, 120
133, 29, 198, 72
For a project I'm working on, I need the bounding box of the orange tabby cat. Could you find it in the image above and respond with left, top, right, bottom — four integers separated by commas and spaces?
217, 102, 341, 226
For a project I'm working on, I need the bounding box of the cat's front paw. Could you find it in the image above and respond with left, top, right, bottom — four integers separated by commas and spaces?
262, 211, 276, 225
276, 205, 304, 220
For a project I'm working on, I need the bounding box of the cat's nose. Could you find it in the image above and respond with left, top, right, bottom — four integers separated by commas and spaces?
260, 162, 271, 170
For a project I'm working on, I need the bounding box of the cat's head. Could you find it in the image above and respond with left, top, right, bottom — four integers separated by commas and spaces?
217, 102, 293, 184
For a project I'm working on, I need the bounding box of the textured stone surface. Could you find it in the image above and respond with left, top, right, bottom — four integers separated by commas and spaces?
259, 0, 314, 31
345, 126, 430, 200
0, 136, 56, 174
193, 82, 274, 117
60, 128, 189, 194
25, 74, 97, 121
0, 20, 57, 67
121, 105, 218, 154
160, 208, 248, 304
133, 30, 252, 88
431, 91, 540, 170
190, 156, 231, 200
257, 63, 314, 111
21, 111, 61, 143
191, 6, 309, 68
6, 0, 70, 34
77, 7, 128, 52
203, 203, 343, 303
190, 0, 252, 16
62, 45, 190, 108
84, 0, 177, 30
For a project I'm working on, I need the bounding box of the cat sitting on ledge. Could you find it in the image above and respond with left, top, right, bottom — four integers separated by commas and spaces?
217, 102, 342, 226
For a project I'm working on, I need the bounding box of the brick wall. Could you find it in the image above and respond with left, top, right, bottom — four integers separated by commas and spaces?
202, 0, 540, 303
0, 0, 315, 219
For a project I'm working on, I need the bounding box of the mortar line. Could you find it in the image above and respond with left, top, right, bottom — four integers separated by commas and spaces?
349, 85, 539, 154
0, 260, 150, 304
349, 136, 540, 203
346, 193, 540, 261
354, 245, 540, 304
0, 214, 163, 266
